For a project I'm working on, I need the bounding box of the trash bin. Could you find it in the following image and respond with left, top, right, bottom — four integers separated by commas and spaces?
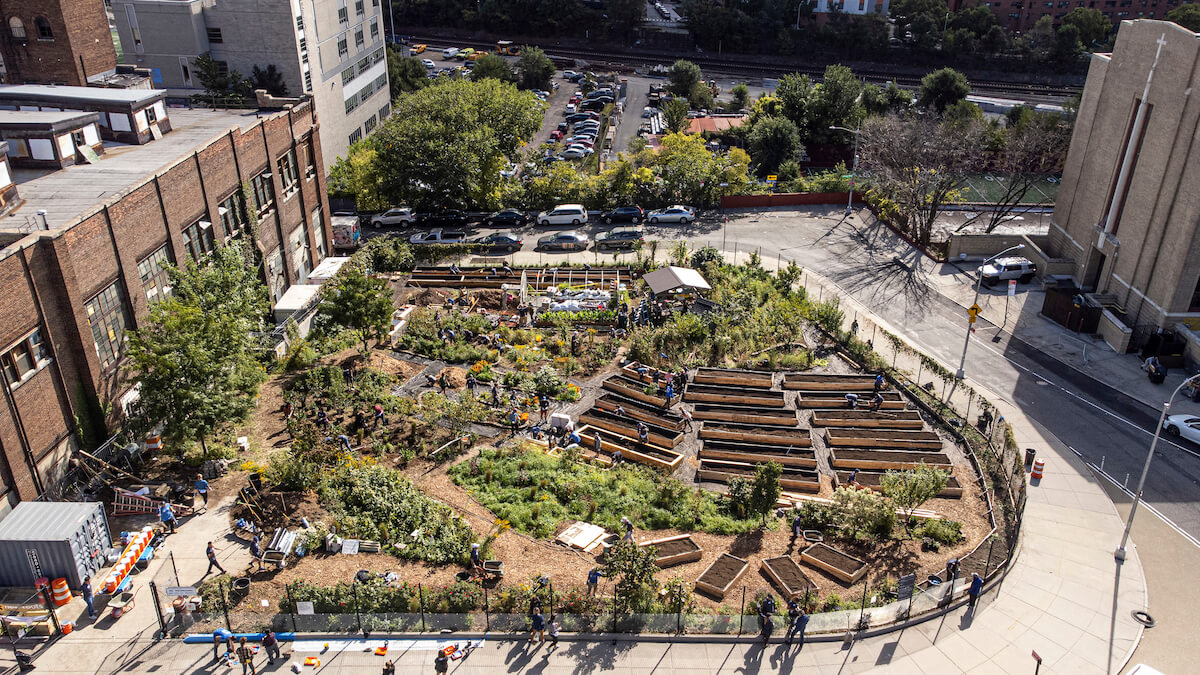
1024, 448, 1036, 467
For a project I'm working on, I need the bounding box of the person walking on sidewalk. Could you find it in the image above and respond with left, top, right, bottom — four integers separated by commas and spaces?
968, 572, 983, 609
194, 474, 209, 508
787, 609, 809, 647
205, 541, 226, 576
236, 636, 257, 675
529, 609, 545, 643
547, 616, 560, 647
434, 651, 448, 673
159, 502, 177, 534
261, 630, 281, 664
81, 576, 95, 620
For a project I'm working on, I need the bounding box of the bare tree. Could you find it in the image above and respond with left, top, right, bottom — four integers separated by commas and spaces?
969, 113, 1071, 232
860, 114, 981, 247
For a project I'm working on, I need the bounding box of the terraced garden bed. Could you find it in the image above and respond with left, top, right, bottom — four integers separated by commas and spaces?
575, 428, 684, 472
691, 403, 798, 427
684, 383, 787, 408
697, 459, 821, 493
800, 542, 868, 584
698, 422, 811, 447
602, 376, 668, 407
639, 534, 703, 568
783, 373, 879, 391
829, 448, 953, 471
796, 391, 906, 410
834, 469, 963, 498
579, 409, 684, 448
593, 395, 684, 431
695, 553, 750, 599
693, 367, 775, 388
824, 428, 943, 450
810, 410, 924, 429
699, 439, 818, 469
761, 556, 816, 600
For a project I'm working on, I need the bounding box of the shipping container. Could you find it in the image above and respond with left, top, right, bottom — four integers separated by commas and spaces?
0, 502, 110, 589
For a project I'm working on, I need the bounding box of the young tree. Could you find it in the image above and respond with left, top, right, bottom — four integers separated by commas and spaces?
747, 117, 803, 177
1168, 3, 1200, 31
125, 241, 268, 452
1060, 7, 1112, 48
663, 98, 691, 134
387, 50, 430, 97
250, 64, 289, 97
192, 53, 251, 106
687, 81, 714, 111
881, 464, 949, 533
328, 142, 385, 211
470, 54, 514, 83
515, 46, 555, 91
749, 461, 783, 526
918, 68, 970, 114
600, 539, 661, 612
316, 268, 394, 351
731, 83, 750, 110
832, 486, 895, 538
668, 59, 703, 97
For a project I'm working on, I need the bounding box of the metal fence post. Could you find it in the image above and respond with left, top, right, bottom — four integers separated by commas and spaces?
548, 580, 554, 621
983, 538, 996, 579
352, 583, 363, 635
737, 587, 745, 636
148, 581, 167, 639
419, 584, 426, 633
610, 585, 617, 634
220, 581, 231, 631
483, 584, 490, 632
857, 574, 869, 629
285, 583, 298, 633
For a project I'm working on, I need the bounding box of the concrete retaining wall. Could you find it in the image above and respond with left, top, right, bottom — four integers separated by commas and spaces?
946, 233, 1075, 279
1098, 309, 1133, 354
720, 192, 866, 208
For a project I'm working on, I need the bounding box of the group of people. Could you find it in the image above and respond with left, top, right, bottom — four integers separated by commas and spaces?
756, 594, 811, 646
845, 373, 888, 411
211, 629, 282, 674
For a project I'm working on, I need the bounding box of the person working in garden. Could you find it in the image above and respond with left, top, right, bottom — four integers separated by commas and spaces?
249, 535, 266, 571
681, 406, 693, 431
845, 393, 859, 408
664, 383, 675, 408
194, 474, 209, 508
159, 501, 177, 534
470, 543, 484, 576
874, 373, 884, 393
787, 608, 809, 647
637, 422, 649, 445
870, 392, 884, 411
539, 395, 549, 421
620, 516, 634, 542
587, 567, 604, 596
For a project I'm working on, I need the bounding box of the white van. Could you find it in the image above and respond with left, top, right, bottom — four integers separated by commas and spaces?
442, 47, 459, 60
536, 204, 588, 226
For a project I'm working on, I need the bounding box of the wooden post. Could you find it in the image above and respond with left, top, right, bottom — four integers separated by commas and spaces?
737, 586, 746, 636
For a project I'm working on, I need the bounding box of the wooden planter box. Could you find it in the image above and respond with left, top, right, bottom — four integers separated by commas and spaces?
829, 448, 953, 471
639, 534, 703, 568
602, 377, 668, 407
800, 543, 868, 584
699, 443, 818, 469
824, 428, 943, 450
694, 367, 774, 389
594, 395, 684, 431
699, 422, 812, 447
697, 459, 821, 493
621, 362, 683, 387
576, 428, 683, 472
810, 410, 924, 430
834, 470, 963, 498
684, 383, 787, 408
580, 409, 684, 448
796, 391, 906, 410
695, 553, 750, 599
783, 374, 880, 391
761, 556, 816, 600
691, 403, 798, 427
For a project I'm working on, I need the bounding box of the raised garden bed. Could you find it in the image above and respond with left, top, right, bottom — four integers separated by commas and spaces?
602, 377, 668, 407
810, 410, 924, 429
829, 448, 953, 470
694, 367, 775, 389
699, 443, 818, 469
638, 534, 703, 568
695, 553, 750, 599
824, 428, 943, 450
621, 362, 685, 387
593, 395, 684, 431
760, 556, 816, 600
783, 373, 880, 391
576, 428, 684, 472
800, 542, 868, 584
408, 266, 634, 291
834, 470, 963, 498
795, 391, 906, 410
697, 459, 821, 493
691, 403, 798, 427
580, 409, 684, 448
698, 422, 811, 447
684, 383, 787, 408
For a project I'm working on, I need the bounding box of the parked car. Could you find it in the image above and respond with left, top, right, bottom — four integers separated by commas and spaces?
409, 229, 468, 245
1164, 414, 1200, 443
536, 204, 588, 226
647, 205, 696, 224
537, 231, 589, 251
595, 227, 644, 251
560, 147, 587, 160
422, 59, 436, 70
370, 207, 416, 228
601, 206, 644, 224
566, 144, 594, 155
565, 103, 577, 114
563, 70, 582, 81
470, 231, 523, 253
419, 210, 471, 227
580, 100, 607, 112
567, 112, 600, 124
484, 209, 528, 227
556, 122, 569, 133
411, 44, 427, 55
550, 129, 564, 141
979, 256, 1037, 285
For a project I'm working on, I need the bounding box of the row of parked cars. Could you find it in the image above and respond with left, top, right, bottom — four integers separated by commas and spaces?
370, 204, 697, 230
405, 228, 644, 254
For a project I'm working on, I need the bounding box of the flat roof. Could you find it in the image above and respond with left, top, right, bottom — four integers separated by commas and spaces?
0, 84, 165, 105
0, 501, 102, 541
3, 108, 267, 232
0, 110, 99, 128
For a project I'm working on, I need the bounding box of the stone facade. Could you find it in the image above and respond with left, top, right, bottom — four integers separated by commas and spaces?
0, 0, 118, 85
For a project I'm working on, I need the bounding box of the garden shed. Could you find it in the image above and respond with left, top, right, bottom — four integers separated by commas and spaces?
0, 502, 110, 589
642, 266, 711, 298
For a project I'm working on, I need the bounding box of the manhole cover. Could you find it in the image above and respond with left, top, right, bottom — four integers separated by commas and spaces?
1131, 610, 1155, 627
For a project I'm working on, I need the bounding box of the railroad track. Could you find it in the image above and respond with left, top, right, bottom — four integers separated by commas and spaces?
405, 33, 1081, 99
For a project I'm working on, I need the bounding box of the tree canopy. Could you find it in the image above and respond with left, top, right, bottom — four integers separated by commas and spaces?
470, 54, 514, 83
668, 59, 703, 97
316, 268, 394, 351
387, 50, 430, 97
918, 67, 970, 114
516, 47, 555, 90
747, 117, 803, 177
1168, 3, 1200, 31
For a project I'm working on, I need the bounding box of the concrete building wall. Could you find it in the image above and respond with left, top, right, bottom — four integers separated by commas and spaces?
1047, 20, 1200, 331
0, 0, 118, 85
205, 0, 305, 96
112, 0, 208, 89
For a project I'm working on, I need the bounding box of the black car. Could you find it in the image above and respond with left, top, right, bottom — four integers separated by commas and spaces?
470, 231, 523, 253
580, 99, 608, 112
595, 227, 644, 251
566, 112, 601, 124
484, 209, 529, 227
601, 206, 644, 224
556, 122, 569, 133
419, 209, 471, 227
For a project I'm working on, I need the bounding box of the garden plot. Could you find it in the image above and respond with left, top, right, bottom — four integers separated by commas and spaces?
761, 556, 816, 600
810, 409, 925, 430
406, 265, 634, 291
620, 362, 685, 387
783, 373, 880, 391
828, 448, 953, 471
824, 428, 944, 451
684, 383, 788, 408
691, 403, 799, 426
697, 459, 821, 493
796, 391, 907, 410
639, 534, 703, 568
695, 553, 750, 599
800, 543, 868, 584
698, 439, 818, 469
602, 375, 669, 407
579, 408, 684, 448
593, 395, 685, 431
693, 367, 775, 388
834, 470, 963, 498
698, 422, 811, 447
575, 427, 684, 472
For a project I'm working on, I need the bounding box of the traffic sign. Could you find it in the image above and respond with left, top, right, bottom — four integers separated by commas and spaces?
766, 175, 777, 182
967, 304, 981, 318
166, 586, 197, 597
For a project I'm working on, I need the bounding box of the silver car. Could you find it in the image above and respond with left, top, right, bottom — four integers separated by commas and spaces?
647, 205, 696, 224
537, 231, 589, 251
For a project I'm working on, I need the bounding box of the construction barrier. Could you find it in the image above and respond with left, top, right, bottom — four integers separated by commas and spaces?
103, 527, 152, 594
1031, 458, 1045, 480
50, 578, 70, 607
145, 433, 162, 452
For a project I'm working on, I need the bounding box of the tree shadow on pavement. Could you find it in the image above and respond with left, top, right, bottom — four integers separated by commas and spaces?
561, 638, 634, 675
826, 255, 932, 315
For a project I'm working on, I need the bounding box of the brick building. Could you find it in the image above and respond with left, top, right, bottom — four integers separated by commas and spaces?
1045, 20, 1200, 350
0, 98, 331, 516
0, 0, 118, 85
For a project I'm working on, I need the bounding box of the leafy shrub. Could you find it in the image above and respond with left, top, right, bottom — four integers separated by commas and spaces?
791, 501, 837, 532
831, 487, 896, 539
689, 246, 725, 269
918, 519, 963, 545
182, 442, 239, 468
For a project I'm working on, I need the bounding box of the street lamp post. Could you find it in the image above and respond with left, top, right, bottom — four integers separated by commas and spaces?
829, 125, 861, 216
1115, 373, 1200, 561
955, 244, 1025, 380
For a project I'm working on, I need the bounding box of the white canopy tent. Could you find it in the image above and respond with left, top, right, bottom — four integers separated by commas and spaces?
642, 266, 711, 297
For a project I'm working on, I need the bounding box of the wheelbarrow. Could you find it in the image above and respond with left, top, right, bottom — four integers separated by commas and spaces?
481, 560, 504, 580
109, 586, 139, 619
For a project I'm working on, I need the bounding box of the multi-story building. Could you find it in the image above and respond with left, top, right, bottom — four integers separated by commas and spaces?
0, 93, 331, 516
813, 0, 890, 17
112, 0, 389, 172
1045, 20, 1200, 347
0, 0, 118, 85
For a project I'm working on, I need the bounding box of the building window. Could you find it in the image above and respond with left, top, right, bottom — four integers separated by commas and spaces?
338, 6, 348, 23
303, 70, 312, 92
379, 102, 390, 121
296, 15, 304, 30
8, 17, 25, 40
299, 137, 317, 178
372, 47, 385, 65
338, 37, 348, 57
312, 207, 327, 259
137, 246, 173, 304
219, 191, 248, 236
364, 114, 377, 134
355, 29, 364, 48
298, 37, 307, 55
341, 67, 355, 85
3, 328, 51, 387
85, 282, 131, 370
349, 128, 363, 145
345, 93, 359, 114
250, 171, 275, 216
214, 60, 230, 78
356, 0, 365, 15
207, 27, 222, 43
182, 220, 215, 261
375, 73, 386, 91
34, 16, 52, 41
277, 149, 299, 197
357, 57, 370, 75
370, 19, 379, 39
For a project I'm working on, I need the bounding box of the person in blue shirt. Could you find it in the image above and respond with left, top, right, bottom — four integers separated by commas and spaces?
664, 384, 674, 408
159, 502, 176, 533
787, 609, 809, 646
968, 572, 984, 609
587, 567, 604, 596
194, 473, 209, 507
